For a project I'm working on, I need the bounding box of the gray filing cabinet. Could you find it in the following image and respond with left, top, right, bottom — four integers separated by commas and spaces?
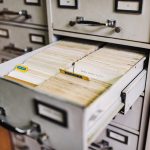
0, 0, 47, 26
0, 0, 150, 150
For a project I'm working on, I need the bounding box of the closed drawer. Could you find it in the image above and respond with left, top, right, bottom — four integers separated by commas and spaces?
91, 125, 138, 150
0, 24, 49, 53
52, 0, 150, 43
0, 0, 47, 26
0, 43, 147, 150
111, 96, 143, 131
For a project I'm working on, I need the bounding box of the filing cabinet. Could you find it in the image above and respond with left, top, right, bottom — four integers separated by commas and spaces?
0, 0, 47, 26
0, 0, 150, 150
93, 125, 138, 150
0, 23, 48, 63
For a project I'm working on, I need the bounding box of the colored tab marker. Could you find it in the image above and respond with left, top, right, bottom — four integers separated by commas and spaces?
15, 64, 29, 73
60, 69, 90, 81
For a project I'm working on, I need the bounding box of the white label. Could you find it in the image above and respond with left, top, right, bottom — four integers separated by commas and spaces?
25, 0, 39, 3
109, 132, 126, 142
0, 29, 8, 37
31, 35, 44, 43
118, 1, 139, 11
59, 0, 76, 6
38, 104, 64, 123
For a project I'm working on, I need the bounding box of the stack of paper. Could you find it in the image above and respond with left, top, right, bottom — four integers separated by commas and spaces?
69, 46, 145, 84
36, 45, 145, 106
36, 73, 111, 106
5, 41, 99, 86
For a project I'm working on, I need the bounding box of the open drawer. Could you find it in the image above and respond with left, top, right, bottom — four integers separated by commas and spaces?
0, 41, 147, 150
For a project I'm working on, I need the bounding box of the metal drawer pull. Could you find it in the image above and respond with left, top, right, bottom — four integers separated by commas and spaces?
89, 140, 113, 150
0, 8, 31, 19
69, 16, 121, 33
4, 43, 33, 53
0, 107, 40, 135
0, 107, 54, 150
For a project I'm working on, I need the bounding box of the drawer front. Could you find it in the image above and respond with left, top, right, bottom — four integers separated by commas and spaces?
112, 97, 143, 131
52, 0, 150, 43
91, 125, 138, 150
0, 24, 49, 52
0, 0, 47, 26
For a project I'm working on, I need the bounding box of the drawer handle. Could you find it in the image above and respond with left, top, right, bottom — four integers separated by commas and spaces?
69, 16, 121, 33
0, 8, 31, 19
4, 43, 33, 53
0, 107, 40, 135
0, 107, 54, 149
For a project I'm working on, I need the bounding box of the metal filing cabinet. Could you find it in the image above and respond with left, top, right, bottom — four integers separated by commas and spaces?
0, 0, 47, 26
0, 0, 150, 150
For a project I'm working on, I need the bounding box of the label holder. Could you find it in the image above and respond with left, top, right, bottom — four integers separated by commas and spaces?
34, 99, 68, 128
24, 0, 41, 6
58, 0, 78, 9
29, 33, 45, 44
106, 129, 128, 144
115, 0, 143, 14
0, 28, 9, 38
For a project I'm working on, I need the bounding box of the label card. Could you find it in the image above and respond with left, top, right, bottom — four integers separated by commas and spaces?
58, 0, 78, 9
107, 129, 128, 144
24, 0, 41, 6
29, 34, 45, 44
115, 0, 143, 14
34, 100, 68, 127
0, 28, 9, 38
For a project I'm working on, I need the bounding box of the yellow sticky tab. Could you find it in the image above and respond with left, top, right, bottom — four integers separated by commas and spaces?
15, 64, 29, 73
60, 69, 90, 81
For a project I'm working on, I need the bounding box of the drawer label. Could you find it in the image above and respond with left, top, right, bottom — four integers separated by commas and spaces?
118, 1, 139, 11
58, 0, 78, 9
34, 100, 68, 128
0, 28, 9, 38
24, 0, 41, 5
29, 34, 45, 44
115, 0, 143, 13
107, 129, 128, 144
